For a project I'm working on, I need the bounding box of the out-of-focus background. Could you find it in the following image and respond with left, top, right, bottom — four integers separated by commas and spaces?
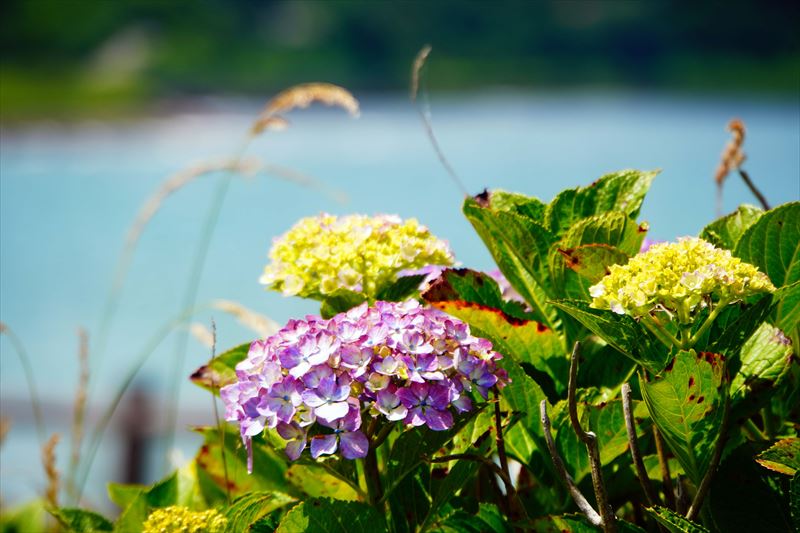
2, 0, 799, 512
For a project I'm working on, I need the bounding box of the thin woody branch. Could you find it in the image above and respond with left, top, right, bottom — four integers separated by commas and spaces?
568, 343, 617, 533
540, 399, 603, 527
621, 383, 659, 507
653, 426, 676, 510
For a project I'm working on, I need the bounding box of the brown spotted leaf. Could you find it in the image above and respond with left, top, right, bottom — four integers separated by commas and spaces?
640, 350, 727, 486
756, 437, 800, 476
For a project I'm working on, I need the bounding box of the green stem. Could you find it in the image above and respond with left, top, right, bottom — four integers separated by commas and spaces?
640, 315, 682, 350
0, 324, 46, 447
363, 445, 383, 506
688, 299, 730, 348
742, 418, 767, 442
74, 305, 202, 501
162, 138, 252, 473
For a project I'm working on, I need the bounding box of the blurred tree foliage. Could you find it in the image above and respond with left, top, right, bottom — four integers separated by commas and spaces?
1, 0, 798, 118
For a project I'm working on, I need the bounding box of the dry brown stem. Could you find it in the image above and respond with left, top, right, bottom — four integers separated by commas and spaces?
211, 299, 280, 338
251, 82, 360, 135
42, 433, 61, 507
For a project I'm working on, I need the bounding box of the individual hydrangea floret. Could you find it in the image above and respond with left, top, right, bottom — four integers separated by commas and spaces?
589, 237, 774, 321
221, 300, 506, 469
142, 506, 227, 533
259, 214, 454, 298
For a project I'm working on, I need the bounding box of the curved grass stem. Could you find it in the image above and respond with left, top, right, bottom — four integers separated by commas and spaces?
161, 139, 252, 473
74, 304, 203, 502
0, 323, 46, 447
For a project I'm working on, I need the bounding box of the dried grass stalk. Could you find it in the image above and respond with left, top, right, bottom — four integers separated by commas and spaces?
42, 433, 61, 507
262, 163, 349, 205
127, 158, 262, 253
69, 328, 90, 493
251, 82, 360, 136
190, 322, 215, 348
411, 44, 432, 101
250, 115, 291, 136
212, 299, 280, 338
714, 119, 746, 186
0, 417, 10, 447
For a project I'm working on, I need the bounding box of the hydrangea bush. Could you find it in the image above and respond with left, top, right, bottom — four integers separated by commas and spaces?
41, 169, 798, 533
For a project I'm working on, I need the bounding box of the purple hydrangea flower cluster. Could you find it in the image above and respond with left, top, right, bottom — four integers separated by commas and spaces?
221, 300, 507, 469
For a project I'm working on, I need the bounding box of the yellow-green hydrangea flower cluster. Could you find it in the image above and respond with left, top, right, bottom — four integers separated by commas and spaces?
142, 506, 227, 533
589, 237, 774, 321
260, 214, 454, 298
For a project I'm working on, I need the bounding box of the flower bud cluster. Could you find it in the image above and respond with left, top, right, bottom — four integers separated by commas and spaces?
259, 214, 454, 298
142, 506, 227, 533
221, 300, 506, 468
589, 237, 774, 321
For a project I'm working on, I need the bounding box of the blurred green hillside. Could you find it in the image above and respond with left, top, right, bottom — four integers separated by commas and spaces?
1, 0, 798, 120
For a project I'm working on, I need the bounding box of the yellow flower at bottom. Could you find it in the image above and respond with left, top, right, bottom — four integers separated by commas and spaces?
142, 506, 227, 533
589, 237, 774, 321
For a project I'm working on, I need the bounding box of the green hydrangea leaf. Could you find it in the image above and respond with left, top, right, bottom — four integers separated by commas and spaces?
645, 506, 709, 533
756, 437, 800, 476
320, 288, 368, 319
383, 410, 481, 502
375, 274, 427, 302
275, 498, 386, 533
550, 243, 631, 302
190, 342, 249, 395
427, 503, 512, 533
284, 463, 362, 501
487, 190, 548, 222
544, 169, 658, 236
640, 350, 726, 485
791, 473, 800, 531
729, 322, 793, 421
734, 201, 800, 289
463, 195, 559, 329
192, 426, 293, 502
700, 204, 763, 250
709, 443, 795, 532
223, 491, 296, 533
388, 465, 430, 533
553, 399, 649, 483
419, 440, 491, 532
49, 508, 113, 532
559, 211, 646, 256
550, 299, 669, 374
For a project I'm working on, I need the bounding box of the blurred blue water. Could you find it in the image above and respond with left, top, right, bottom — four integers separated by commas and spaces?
1, 91, 798, 507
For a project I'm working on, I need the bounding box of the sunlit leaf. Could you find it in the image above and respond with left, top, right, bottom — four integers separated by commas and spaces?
700, 204, 763, 250
274, 498, 385, 533
734, 201, 800, 289
49, 508, 113, 532
551, 299, 669, 374
640, 350, 726, 485
190, 343, 250, 395
223, 491, 296, 532
544, 169, 658, 236
729, 322, 793, 421
463, 196, 559, 328
645, 506, 709, 533
756, 438, 800, 476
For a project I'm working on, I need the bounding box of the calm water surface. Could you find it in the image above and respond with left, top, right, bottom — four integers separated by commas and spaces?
1, 91, 798, 507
